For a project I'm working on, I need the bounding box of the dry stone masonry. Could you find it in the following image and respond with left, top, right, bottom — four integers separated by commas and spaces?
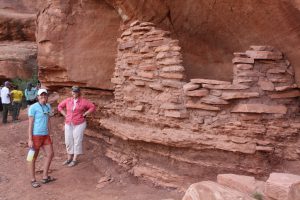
98, 21, 300, 188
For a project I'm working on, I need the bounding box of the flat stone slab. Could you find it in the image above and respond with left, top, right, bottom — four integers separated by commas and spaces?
275, 84, 298, 91
182, 181, 255, 200
191, 78, 231, 85
245, 50, 283, 60
201, 95, 229, 105
185, 89, 209, 97
164, 110, 189, 118
264, 173, 300, 200
268, 90, 300, 99
183, 83, 200, 91
186, 100, 220, 111
221, 92, 260, 100
232, 57, 255, 64
217, 174, 265, 196
202, 84, 250, 90
235, 64, 253, 70
231, 104, 287, 114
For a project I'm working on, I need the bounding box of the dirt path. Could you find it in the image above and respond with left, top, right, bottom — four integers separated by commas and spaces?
0, 111, 182, 200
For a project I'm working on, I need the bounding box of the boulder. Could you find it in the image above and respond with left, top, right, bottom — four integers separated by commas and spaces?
217, 174, 265, 197
182, 181, 255, 200
264, 173, 300, 200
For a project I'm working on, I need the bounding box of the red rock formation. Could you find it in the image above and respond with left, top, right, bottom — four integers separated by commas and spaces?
0, 41, 37, 80
0, 9, 35, 41
0, 0, 38, 82
183, 173, 300, 200
88, 22, 300, 188
106, 0, 300, 84
0, 0, 44, 12
36, 0, 120, 90
37, 0, 300, 189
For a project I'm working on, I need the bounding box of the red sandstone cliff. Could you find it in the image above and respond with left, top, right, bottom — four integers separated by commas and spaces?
36, 0, 300, 189
0, 0, 40, 81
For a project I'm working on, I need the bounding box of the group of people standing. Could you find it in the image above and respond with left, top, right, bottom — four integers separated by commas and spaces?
27, 86, 95, 188
0, 81, 42, 124
1, 81, 95, 188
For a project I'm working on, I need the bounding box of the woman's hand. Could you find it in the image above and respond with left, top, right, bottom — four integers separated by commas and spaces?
83, 112, 89, 118
28, 139, 33, 148
60, 110, 67, 118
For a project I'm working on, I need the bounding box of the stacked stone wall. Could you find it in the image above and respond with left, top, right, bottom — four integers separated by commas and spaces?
98, 21, 300, 188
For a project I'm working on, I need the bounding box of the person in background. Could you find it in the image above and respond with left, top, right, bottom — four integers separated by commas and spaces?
11, 85, 23, 121
58, 86, 95, 167
36, 81, 41, 91
0, 81, 11, 124
0, 85, 3, 112
28, 89, 55, 188
25, 82, 37, 107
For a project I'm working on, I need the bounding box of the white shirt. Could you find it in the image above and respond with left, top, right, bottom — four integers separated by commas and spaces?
0, 86, 10, 104
72, 99, 78, 111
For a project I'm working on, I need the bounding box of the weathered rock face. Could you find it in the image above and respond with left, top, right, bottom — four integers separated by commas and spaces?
0, 0, 44, 12
36, 0, 120, 90
38, 0, 300, 189
86, 22, 300, 188
0, 0, 38, 82
0, 9, 36, 41
37, 0, 300, 89
0, 41, 37, 80
106, 0, 300, 85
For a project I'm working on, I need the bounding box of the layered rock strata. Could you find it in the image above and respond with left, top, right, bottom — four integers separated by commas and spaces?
0, 41, 37, 80
0, 1, 38, 82
37, 1, 300, 89
105, 0, 300, 85
36, 0, 120, 90
91, 21, 300, 188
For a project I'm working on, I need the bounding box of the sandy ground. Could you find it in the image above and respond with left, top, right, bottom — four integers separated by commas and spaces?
0, 110, 182, 200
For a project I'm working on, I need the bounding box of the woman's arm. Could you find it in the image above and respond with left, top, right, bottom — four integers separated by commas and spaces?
28, 116, 34, 148
58, 99, 68, 117
48, 117, 51, 136
83, 100, 96, 117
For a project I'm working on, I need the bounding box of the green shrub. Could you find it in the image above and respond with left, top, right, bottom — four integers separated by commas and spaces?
252, 192, 263, 200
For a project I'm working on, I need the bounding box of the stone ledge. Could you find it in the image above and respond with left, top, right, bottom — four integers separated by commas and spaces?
231, 104, 287, 114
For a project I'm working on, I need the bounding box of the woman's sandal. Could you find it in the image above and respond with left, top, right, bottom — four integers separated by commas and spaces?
41, 176, 56, 184
62, 159, 72, 166
68, 160, 78, 167
31, 180, 41, 188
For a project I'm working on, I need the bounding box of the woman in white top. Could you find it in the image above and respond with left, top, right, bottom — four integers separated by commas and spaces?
0, 81, 11, 124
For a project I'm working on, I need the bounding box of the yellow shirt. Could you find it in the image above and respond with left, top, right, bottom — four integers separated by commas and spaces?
11, 90, 23, 102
